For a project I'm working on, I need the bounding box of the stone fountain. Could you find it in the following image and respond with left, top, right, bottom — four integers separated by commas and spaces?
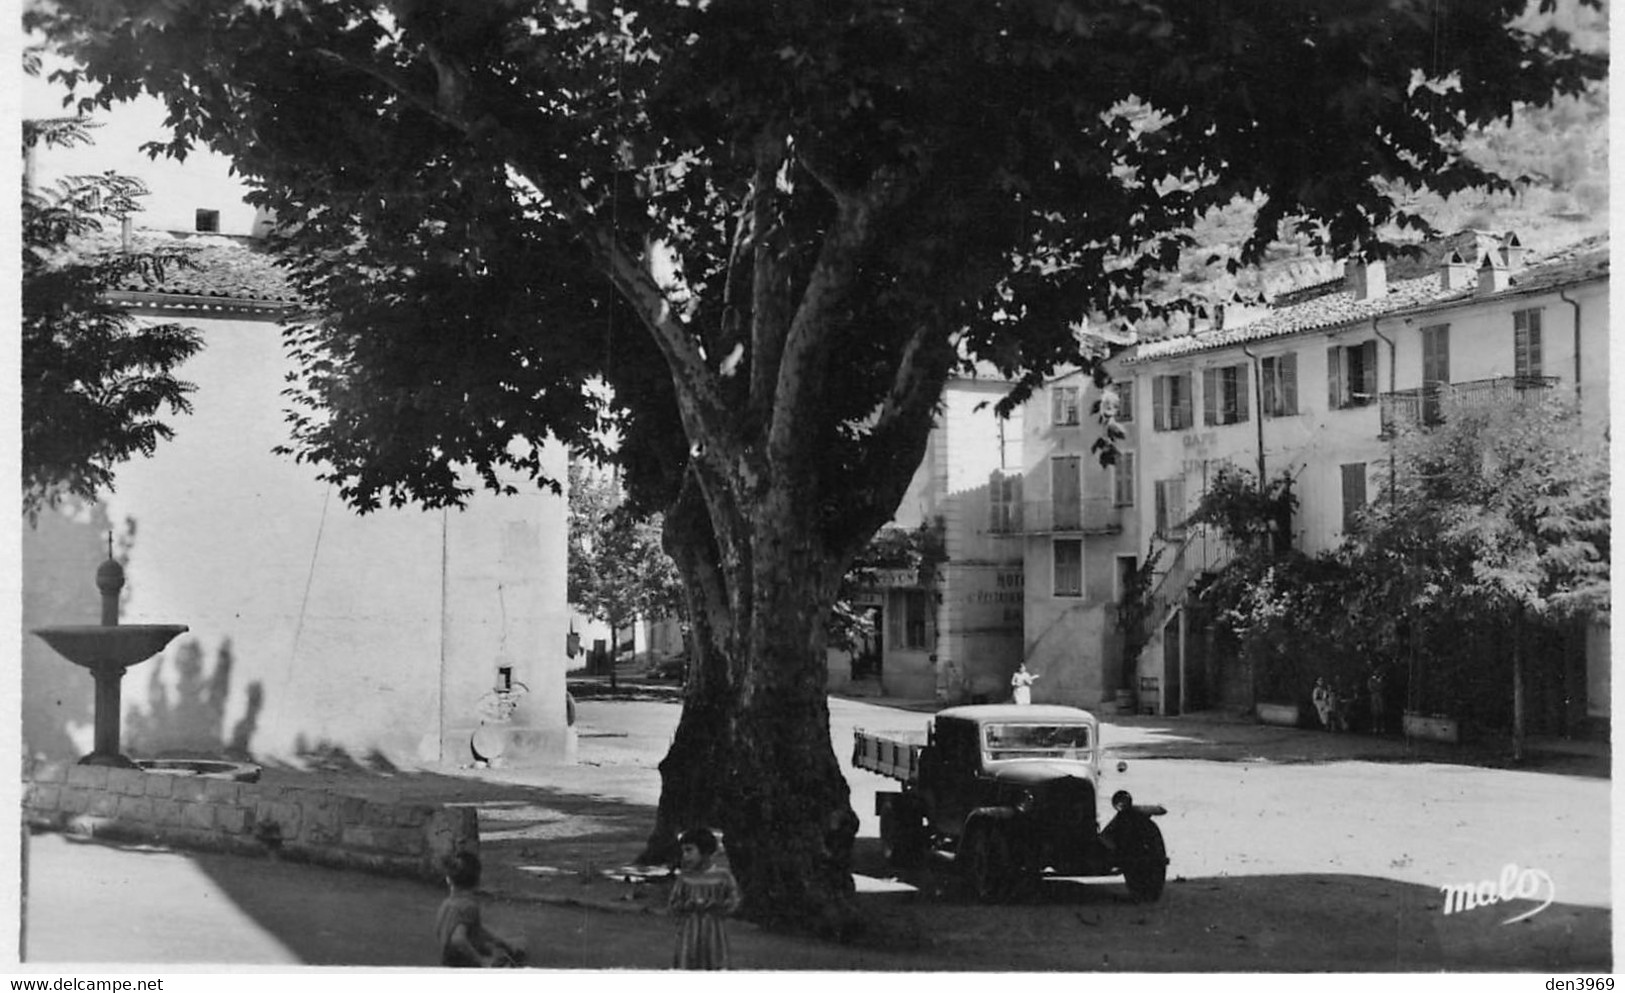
32, 543, 188, 768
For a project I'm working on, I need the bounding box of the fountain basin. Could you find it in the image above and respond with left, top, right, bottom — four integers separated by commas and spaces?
32, 624, 189, 670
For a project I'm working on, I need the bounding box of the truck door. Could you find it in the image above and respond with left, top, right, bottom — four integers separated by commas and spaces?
925, 719, 977, 835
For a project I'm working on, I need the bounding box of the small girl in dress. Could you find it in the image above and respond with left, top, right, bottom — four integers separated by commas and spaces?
669, 827, 742, 970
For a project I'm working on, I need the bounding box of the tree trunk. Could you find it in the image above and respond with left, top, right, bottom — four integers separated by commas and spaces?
640, 474, 861, 935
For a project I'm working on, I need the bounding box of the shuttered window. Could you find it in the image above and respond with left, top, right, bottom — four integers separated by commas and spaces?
989, 471, 1023, 532
1152, 373, 1193, 431
1112, 451, 1136, 507
1154, 478, 1187, 538
1514, 309, 1543, 379
1052, 386, 1081, 426
1341, 463, 1368, 533
1261, 353, 1298, 417
1327, 341, 1378, 409
1053, 539, 1083, 598
1202, 364, 1250, 425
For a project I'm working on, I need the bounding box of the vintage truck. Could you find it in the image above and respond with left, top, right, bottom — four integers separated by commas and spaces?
853, 703, 1168, 902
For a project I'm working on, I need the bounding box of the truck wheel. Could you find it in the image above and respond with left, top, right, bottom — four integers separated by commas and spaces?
1118, 818, 1168, 903
960, 822, 1013, 903
880, 800, 928, 869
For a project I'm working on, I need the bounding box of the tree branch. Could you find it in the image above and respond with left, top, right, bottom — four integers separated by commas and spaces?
766, 164, 912, 468
312, 42, 742, 487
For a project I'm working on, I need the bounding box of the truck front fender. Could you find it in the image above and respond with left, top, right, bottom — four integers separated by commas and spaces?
966, 806, 1018, 824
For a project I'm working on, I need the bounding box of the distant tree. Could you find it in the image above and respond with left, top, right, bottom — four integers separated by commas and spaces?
21, 110, 202, 521
30, 0, 1606, 926
567, 460, 685, 670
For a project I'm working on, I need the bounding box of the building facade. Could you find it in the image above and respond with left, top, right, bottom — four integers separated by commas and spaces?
1098, 232, 1609, 727
22, 102, 575, 769
827, 376, 1026, 702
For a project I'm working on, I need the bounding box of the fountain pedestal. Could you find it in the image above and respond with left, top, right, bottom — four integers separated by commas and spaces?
34, 624, 189, 767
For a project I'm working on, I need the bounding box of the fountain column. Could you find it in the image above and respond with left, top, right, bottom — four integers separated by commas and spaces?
88, 555, 129, 766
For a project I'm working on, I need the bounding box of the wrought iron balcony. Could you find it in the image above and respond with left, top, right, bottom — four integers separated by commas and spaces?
1379, 375, 1561, 436
988, 497, 1123, 536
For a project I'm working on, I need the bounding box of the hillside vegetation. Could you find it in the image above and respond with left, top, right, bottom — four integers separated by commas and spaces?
1137, 5, 1609, 332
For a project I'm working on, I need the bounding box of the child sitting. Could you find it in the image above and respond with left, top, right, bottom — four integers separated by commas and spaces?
435, 851, 522, 967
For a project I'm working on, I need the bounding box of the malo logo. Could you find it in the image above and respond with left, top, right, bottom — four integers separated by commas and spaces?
1440, 863, 1556, 925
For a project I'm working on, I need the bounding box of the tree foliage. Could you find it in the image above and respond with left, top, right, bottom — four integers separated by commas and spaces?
27, 0, 1606, 926
567, 460, 685, 647
21, 112, 203, 520
1200, 392, 1607, 740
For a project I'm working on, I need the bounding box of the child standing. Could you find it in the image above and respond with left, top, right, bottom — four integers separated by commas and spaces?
435, 851, 522, 968
669, 827, 742, 970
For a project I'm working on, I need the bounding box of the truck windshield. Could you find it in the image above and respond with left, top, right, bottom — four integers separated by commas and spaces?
981, 723, 1092, 760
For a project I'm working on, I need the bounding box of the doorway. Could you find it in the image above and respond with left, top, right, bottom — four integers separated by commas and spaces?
1162, 614, 1183, 716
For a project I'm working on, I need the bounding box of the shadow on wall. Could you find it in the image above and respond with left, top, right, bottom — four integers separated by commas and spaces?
123, 637, 265, 760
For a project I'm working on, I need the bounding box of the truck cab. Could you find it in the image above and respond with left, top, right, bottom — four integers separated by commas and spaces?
860, 704, 1167, 903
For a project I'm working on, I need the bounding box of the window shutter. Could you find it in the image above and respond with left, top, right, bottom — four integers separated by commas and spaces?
1360, 341, 1379, 400
1236, 363, 1250, 422
1261, 358, 1278, 416
1281, 353, 1298, 415
1152, 376, 1167, 431
1117, 381, 1134, 422
1327, 346, 1343, 409
1176, 374, 1193, 429
1114, 452, 1135, 507
1154, 480, 1168, 535
1341, 463, 1368, 532
1202, 368, 1218, 426
1529, 311, 1542, 376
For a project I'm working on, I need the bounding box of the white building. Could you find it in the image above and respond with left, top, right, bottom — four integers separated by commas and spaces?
22, 94, 575, 769
1014, 231, 1609, 734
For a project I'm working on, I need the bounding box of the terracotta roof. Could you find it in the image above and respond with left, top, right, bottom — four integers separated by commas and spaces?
1124, 235, 1608, 365
80, 230, 302, 308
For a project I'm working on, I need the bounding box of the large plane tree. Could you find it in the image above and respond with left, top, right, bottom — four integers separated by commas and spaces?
30, 0, 1603, 930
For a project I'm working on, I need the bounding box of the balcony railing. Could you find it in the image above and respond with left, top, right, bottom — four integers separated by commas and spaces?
1379, 376, 1561, 436
988, 497, 1123, 536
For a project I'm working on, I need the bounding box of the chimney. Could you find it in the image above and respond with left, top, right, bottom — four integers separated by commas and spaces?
1348, 257, 1387, 301
1498, 231, 1528, 271
1439, 249, 1473, 291
1476, 251, 1510, 296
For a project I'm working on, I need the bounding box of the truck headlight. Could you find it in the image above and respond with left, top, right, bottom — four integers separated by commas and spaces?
1016, 789, 1037, 814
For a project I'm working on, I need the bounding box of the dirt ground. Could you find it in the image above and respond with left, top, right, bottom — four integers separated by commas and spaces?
203, 691, 1612, 971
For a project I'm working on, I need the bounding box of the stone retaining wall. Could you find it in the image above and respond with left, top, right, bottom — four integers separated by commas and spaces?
23, 762, 479, 882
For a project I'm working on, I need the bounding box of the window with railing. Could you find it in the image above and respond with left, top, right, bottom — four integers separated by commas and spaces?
1152, 373, 1193, 431
1379, 376, 1561, 436
1053, 539, 1083, 597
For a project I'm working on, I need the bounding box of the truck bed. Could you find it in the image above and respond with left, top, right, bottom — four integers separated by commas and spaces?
852, 727, 928, 783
